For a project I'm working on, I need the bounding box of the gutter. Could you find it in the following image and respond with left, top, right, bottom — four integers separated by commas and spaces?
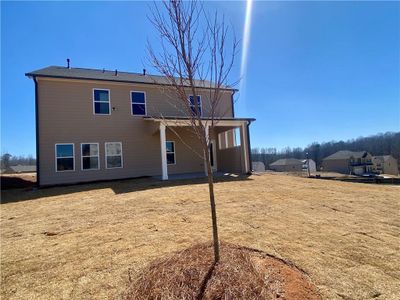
231, 90, 235, 117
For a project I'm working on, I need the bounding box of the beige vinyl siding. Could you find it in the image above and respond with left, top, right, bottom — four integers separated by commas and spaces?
217, 147, 242, 173
383, 157, 399, 175
37, 78, 234, 185
166, 128, 204, 174
321, 159, 350, 174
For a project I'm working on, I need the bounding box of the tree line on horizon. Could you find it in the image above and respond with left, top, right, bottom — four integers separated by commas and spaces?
1, 154, 36, 170
251, 131, 400, 169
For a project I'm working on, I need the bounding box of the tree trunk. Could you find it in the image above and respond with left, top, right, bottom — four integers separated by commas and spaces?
205, 144, 220, 263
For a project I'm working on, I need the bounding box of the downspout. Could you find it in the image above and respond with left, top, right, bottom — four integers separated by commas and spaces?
33, 76, 40, 187
246, 121, 252, 174
231, 91, 235, 117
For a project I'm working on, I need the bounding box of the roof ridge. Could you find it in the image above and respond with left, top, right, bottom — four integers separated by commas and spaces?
49, 65, 159, 77
26, 65, 237, 91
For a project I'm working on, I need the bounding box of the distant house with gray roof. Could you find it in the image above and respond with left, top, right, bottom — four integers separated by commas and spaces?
321, 150, 373, 175
9, 165, 37, 173
269, 158, 303, 172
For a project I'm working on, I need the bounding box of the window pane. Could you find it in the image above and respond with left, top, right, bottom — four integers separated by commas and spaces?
167, 153, 175, 165
107, 156, 122, 168
190, 106, 201, 116
82, 144, 98, 156
56, 144, 73, 157
57, 158, 74, 171
82, 144, 90, 156
106, 143, 121, 156
132, 92, 145, 104
95, 102, 110, 114
94, 90, 109, 101
166, 141, 174, 153
189, 95, 200, 105
83, 157, 99, 170
132, 104, 146, 115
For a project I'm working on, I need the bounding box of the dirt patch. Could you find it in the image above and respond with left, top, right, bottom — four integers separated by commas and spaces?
1, 173, 36, 190
124, 242, 321, 300
1, 173, 399, 299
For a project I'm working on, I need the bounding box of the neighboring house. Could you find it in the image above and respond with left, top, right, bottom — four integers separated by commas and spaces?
372, 155, 399, 176
269, 158, 303, 172
26, 65, 255, 186
252, 161, 265, 172
9, 165, 37, 173
302, 159, 316, 173
321, 150, 373, 175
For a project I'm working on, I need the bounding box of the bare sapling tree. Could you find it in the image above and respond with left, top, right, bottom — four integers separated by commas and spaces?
147, 0, 238, 263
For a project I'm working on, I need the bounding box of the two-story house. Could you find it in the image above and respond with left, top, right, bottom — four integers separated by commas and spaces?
26, 65, 255, 186
321, 150, 373, 175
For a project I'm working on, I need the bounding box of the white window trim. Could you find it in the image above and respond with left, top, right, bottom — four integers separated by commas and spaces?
93, 88, 111, 115
130, 90, 147, 116
105, 142, 123, 169
188, 95, 202, 117
55, 143, 75, 172
80, 143, 100, 171
166, 141, 176, 165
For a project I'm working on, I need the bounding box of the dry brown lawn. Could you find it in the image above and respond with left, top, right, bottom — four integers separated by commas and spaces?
1, 173, 399, 299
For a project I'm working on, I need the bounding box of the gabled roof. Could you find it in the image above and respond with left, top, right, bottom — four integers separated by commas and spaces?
9, 165, 36, 173
25, 66, 236, 91
323, 150, 369, 161
270, 158, 303, 166
372, 155, 395, 162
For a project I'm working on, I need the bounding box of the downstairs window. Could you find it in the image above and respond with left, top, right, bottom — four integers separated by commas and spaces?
55, 144, 74, 172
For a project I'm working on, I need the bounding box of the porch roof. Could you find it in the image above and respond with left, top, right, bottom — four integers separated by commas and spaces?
144, 116, 255, 127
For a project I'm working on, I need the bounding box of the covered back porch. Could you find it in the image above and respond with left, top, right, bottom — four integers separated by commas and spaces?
145, 117, 254, 180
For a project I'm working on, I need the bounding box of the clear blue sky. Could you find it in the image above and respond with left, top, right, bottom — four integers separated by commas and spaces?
1, 1, 399, 156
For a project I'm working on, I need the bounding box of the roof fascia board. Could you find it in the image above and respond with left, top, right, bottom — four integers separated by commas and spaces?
25, 73, 237, 92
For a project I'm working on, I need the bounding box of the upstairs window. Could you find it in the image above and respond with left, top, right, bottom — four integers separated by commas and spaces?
131, 91, 146, 116
189, 95, 202, 116
166, 141, 175, 165
81, 143, 99, 170
55, 144, 74, 172
105, 142, 123, 169
93, 89, 110, 115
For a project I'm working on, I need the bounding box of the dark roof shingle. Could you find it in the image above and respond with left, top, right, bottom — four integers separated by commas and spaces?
26, 66, 235, 91
323, 150, 369, 160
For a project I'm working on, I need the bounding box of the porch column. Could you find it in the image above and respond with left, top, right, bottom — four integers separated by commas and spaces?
204, 125, 209, 175
240, 123, 249, 173
160, 123, 168, 180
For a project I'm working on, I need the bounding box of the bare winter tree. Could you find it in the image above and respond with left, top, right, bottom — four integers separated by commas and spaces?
147, 0, 238, 262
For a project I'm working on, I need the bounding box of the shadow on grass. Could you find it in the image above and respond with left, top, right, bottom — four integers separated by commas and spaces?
1, 175, 36, 190
1, 174, 252, 204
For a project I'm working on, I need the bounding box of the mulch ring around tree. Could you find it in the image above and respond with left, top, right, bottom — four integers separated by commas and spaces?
123, 242, 321, 300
